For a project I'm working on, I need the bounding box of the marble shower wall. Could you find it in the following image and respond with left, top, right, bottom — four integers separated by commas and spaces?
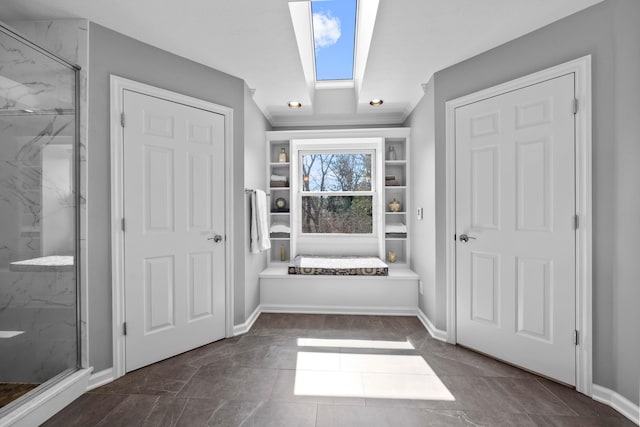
8, 19, 90, 370
0, 20, 87, 383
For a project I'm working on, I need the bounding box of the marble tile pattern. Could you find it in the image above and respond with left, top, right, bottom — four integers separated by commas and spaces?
0, 21, 84, 384
44, 314, 635, 427
0, 269, 76, 383
8, 19, 90, 369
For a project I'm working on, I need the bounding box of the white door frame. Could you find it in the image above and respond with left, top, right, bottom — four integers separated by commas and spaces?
109, 75, 235, 379
444, 56, 592, 394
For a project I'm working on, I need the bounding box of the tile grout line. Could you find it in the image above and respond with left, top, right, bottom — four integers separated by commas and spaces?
533, 377, 580, 417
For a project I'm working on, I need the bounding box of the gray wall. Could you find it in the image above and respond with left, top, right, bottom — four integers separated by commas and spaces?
610, 0, 640, 407
88, 23, 247, 371
417, 0, 639, 405
405, 78, 437, 322
243, 84, 270, 318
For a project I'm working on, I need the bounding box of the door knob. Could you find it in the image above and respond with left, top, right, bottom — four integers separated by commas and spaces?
459, 234, 477, 243
208, 235, 223, 243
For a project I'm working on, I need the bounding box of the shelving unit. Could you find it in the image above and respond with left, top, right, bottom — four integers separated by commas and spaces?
383, 136, 409, 267
265, 128, 411, 269
261, 128, 417, 315
267, 140, 291, 264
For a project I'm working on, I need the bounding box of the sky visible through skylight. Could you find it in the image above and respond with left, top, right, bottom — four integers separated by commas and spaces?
311, 0, 357, 81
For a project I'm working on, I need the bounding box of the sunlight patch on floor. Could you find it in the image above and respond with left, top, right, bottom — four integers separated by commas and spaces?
297, 338, 415, 350
293, 349, 455, 401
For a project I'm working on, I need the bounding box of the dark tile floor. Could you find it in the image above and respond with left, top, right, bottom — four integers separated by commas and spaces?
44, 314, 634, 426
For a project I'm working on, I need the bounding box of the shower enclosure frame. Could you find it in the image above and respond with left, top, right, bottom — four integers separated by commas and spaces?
0, 22, 90, 426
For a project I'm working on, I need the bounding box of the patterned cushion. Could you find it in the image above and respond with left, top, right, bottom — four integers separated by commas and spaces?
288, 255, 388, 276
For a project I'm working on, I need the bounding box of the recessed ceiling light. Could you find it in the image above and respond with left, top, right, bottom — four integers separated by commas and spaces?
288, 101, 302, 109
369, 99, 383, 106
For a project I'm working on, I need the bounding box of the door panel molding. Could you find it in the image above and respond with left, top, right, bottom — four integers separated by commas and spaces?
110, 75, 234, 380
445, 56, 592, 394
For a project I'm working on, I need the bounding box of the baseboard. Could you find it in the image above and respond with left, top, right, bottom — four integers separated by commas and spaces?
592, 384, 639, 425
86, 367, 114, 391
416, 308, 447, 342
261, 304, 417, 316
0, 368, 91, 427
233, 304, 262, 335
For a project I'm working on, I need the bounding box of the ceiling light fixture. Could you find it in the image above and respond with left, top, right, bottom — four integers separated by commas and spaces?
288, 101, 302, 109
369, 99, 383, 106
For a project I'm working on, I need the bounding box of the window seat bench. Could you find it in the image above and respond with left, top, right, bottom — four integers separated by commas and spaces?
259, 264, 419, 315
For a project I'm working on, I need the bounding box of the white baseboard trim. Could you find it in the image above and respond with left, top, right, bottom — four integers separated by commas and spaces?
233, 304, 262, 336
592, 384, 639, 425
261, 304, 417, 316
87, 367, 114, 391
0, 368, 91, 427
416, 308, 447, 342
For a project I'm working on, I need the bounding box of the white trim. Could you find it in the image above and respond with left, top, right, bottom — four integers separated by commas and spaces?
416, 309, 447, 342
233, 305, 262, 336
0, 368, 91, 427
444, 56, 593, 393
287, 0, 379, 100
261, 304, 417, 316
266, 128, 410, 142
315, 80, 354, 90
109, 75, 235, 381
592, 385, 640, 425
268, 113, 407, 129
290, 137, 383, 259
86, 367, 114, 391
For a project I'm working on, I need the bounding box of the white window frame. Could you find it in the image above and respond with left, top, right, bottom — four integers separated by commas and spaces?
299, 148, 376, 237
291, 137, 383, 258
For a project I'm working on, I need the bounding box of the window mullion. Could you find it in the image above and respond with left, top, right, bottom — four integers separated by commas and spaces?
301, 192, 375, 196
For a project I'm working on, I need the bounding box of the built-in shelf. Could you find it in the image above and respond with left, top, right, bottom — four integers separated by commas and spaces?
266, 129, 410, 267
383, 136, 410, 265
267, 139, 292, 265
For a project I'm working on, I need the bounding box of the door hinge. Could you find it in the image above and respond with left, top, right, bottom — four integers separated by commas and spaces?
573, 98, 578, 115
573, 330, 579, 345
121, 217, 126, 232
120, 112, 126, 127
574, 214, 579, 230
454, 234, 457, 241
123, 322, 128, 336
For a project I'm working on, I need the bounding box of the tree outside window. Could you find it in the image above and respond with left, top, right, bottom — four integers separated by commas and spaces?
300, 152, 373, 234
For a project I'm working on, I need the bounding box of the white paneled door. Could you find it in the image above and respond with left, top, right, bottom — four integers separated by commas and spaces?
123, 90, 226, 372
455, 74, 576, 385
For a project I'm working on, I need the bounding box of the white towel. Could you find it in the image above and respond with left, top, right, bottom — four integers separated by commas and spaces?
270, 223, 291, 233
270, 174, 288, 182
385, 223, 407, 233
250, 190, 271, 253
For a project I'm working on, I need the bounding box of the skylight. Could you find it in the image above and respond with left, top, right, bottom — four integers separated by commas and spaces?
311, 0, 357, 81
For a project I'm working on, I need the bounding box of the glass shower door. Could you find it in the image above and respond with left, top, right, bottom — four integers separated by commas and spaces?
0, 26, 79, 409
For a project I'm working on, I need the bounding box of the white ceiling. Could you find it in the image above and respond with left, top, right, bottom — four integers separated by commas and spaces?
0, 0, 602, 127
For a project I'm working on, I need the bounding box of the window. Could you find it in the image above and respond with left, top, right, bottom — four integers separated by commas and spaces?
300, 152, 373, 234
311, 0, 357, 81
